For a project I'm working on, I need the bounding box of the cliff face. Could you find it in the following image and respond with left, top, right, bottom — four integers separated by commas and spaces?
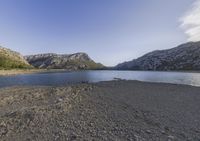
25, 53, 104, 70
115, 41, 200, 71
0, 47, 31, 69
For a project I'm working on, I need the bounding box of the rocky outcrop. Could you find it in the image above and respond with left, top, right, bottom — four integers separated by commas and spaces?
25, 53, 104, 70
115, 41, 200, 70
0, 46, 31, 69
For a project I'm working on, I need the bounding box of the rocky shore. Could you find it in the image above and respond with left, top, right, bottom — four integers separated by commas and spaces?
0, 80, 200, 141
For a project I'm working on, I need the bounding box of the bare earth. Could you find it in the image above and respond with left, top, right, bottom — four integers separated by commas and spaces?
0, 80, 200, 141
0, 69, 45, 76
0, 69, 68, 76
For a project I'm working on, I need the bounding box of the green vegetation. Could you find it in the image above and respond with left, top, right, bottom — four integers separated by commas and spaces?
0, 48, 32, 69
0, 47, 104, 70
0, 55, 31, 69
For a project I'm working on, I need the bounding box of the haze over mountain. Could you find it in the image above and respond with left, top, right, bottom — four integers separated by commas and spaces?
115, 41, 200, 71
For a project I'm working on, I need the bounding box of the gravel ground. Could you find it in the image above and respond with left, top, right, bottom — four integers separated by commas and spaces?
0, 80, 200, 141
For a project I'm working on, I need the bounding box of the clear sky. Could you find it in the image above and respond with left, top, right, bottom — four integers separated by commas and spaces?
0, 0, 198, 66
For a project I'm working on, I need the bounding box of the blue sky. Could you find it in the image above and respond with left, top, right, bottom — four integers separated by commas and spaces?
0, 0, 197, 66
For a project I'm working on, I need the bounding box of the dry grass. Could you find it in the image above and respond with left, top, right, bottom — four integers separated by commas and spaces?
0, 69, 45, 76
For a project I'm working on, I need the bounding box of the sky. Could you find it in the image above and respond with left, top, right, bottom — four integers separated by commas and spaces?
0, 0, 199, 66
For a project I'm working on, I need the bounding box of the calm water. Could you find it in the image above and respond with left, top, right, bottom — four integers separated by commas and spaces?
1, 70, 200, 88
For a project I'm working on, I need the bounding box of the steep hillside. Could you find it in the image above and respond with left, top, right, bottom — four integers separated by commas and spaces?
115, 41, 200, 70
25, 53, 104, 70
0, 47, 31, 69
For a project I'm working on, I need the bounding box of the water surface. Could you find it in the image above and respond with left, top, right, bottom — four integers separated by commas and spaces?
1, 70, 200, 88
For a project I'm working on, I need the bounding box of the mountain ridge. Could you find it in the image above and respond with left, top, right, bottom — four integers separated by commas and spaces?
25, 52, 104, 70
115, 41, 200, 71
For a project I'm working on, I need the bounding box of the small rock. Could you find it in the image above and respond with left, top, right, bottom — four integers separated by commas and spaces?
134, 135, 139, 141
89, 122, 94, 127
58, 98, 63, 102
146, 130, 152, 134
161, 130, 165, 134
167, 135, 174, 141
0, 125, 8, 136
70, 135, 77, 140
165, 126, 170, 131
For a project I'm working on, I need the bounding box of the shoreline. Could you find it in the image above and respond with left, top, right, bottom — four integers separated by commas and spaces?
0, 69, 107, 76
0, 80, 200, 140
0, 69, 70, 76
1, 69, 200, 76
109, 69, 200, 74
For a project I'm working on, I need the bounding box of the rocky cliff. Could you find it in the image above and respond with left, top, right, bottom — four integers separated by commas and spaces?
0, 46, 31, 69
115, 41, 200, 71
25, 53, 104, 70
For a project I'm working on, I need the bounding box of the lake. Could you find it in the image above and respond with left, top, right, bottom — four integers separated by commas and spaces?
1, 70, 200, 88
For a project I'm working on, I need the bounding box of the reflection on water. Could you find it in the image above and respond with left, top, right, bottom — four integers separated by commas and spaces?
0, 70, 200, 88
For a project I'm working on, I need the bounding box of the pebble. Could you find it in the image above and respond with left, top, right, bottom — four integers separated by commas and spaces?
146, 130, 152, 134
161, 130, 166, 134
0, 125, 8, 136
58, 98, 63, 102
167, 135, 175, 141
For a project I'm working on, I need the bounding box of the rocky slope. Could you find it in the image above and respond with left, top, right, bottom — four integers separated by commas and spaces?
25, 53, 104, 70
0, 46, 31, 69
115, 41, 200, 70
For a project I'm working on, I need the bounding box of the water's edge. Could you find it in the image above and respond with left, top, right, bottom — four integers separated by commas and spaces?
1, 70, 200, 88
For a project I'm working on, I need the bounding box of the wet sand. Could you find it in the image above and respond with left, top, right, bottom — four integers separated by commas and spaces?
0, 80, 200, 141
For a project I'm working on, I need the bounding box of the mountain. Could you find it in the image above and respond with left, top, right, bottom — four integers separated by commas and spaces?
0, 46, 31, 69
25, 53, 104, 70
115, 41, 200, 71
